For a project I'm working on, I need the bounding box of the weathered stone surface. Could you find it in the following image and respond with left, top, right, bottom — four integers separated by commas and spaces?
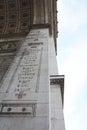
0, 0, 65, 130
0, 55, 14, 84
0, 41, 20, 85
0, 29, 50, 130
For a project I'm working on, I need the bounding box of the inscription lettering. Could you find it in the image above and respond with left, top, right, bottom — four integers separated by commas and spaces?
7, 43, 43, 99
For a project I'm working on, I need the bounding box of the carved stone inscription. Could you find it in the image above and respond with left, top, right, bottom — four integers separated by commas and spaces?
7, 43, 43, 99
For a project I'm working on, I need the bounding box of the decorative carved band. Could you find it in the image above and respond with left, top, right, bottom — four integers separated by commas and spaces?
0, 41, 20, 53
50, 75, 64, 85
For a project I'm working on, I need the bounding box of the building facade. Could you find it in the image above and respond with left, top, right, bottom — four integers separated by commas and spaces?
0, 0, 65, 130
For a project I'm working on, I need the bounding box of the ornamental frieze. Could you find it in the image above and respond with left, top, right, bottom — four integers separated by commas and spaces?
0, 41, 20, 53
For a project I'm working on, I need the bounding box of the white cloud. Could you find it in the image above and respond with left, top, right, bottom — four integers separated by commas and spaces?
57, 1, 87, 130
58, 0, 87, 32
58, 40, 87, 130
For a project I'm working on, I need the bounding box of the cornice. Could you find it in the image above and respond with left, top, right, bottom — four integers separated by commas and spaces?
50, 75, 65, 106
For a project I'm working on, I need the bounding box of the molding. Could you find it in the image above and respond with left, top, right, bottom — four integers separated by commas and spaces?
50, 75, 64, 106
30, 23, 51, 29
0, 32, 27, 40
0, 102, 36, 116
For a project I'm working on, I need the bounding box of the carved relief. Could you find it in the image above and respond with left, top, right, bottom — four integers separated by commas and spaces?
0, 42, 43, 115
4, 43, 43, 100
0, 41, 20, 84
0, 55, 14, 83
0, 41, 20, 53
0, 0, 34, 35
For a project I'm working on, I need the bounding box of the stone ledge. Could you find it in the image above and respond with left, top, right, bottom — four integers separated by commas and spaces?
50, 75, 65, 106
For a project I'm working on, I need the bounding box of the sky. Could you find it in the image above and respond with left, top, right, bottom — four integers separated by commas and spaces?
57, 0, 87, 130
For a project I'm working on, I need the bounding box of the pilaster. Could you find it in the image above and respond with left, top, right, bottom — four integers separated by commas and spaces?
0, 28, 50, 130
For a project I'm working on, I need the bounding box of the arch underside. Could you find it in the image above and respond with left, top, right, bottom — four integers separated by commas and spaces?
0, 0, 34, 82
0, 0, 33, 36
0, 0, 58, 84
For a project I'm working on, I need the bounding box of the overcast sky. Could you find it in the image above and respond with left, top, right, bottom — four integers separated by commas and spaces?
57, 0, 87, 130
